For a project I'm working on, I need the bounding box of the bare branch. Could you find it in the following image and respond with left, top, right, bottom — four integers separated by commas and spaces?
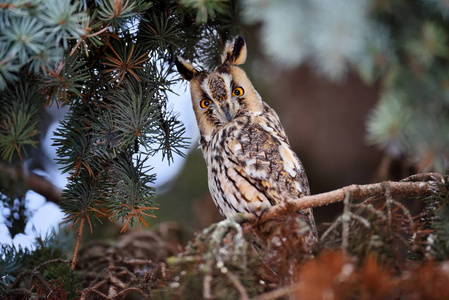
239, 173, 443, 225
0, 162, 62, 204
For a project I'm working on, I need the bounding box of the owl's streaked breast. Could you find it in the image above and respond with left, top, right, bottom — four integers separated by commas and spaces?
201, 104, 310, 218
203, 113, 268, 217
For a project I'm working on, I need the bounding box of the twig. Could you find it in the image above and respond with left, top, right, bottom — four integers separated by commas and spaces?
383, 182, 393, 228
342, 191, 350, 253
33, 258, 71, 272
5, 288, 34, 299
71, 217, 85, 270
352, 203, 387, 221
10, 259, 71, 289
32, 271, 52, 294
349, 212, 371, 229
249, 283, 301, 300
115, 287, 147, 298
225, 270, 249, 300
203, 272, 213, 299
78, 287, 110, 300
319, 207, 371, 243
389, 199, 414, 229
400, 172, 444, 183
122, 258, 153, 266
320, 216, 342, 242
239, 174, 441, 225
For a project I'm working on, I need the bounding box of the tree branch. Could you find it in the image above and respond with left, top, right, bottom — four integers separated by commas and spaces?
239, 173, 444, 225
0, 162, 62, 205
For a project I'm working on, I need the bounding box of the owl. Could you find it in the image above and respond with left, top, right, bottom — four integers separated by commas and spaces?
176, 36, 317, 245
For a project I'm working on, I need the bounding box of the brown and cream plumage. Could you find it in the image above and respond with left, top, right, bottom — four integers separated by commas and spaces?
176, 36, 316, 244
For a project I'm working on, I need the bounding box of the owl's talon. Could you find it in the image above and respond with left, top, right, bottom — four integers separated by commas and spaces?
249, 207, 266, 232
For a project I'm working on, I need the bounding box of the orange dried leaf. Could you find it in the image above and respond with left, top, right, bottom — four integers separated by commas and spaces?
359, 255, 399, 299
295, 250, 356, 300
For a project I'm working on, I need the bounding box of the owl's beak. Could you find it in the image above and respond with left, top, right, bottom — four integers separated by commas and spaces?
224, 109, 232, 122
218, 103, 233, 123
221, 103, 233, 122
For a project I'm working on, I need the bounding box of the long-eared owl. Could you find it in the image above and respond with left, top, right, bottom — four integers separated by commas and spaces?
176, 36, 316, 242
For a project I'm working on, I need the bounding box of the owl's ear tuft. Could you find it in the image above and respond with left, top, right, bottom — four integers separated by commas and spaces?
221, 35, 247, 66
175, 56, 198, 81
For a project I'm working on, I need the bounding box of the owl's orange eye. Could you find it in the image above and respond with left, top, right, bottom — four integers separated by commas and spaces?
200, 99, 211, 108
232, 87, 244, 97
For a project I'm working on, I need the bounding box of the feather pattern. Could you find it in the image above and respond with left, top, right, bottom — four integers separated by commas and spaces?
176, 36, 317, 247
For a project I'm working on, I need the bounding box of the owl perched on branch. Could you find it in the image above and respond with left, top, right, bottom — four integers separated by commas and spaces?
176, 36, 317, 246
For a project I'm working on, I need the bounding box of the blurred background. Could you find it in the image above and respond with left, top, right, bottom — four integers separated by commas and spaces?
157, 0, 449, 232
2, 0, 449, 246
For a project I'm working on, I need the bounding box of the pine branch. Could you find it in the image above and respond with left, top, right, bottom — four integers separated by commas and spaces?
239, 173, 444, 225
180, 0, 229, 23
97, 0, 151, 27
0, 0, 245, 249
0, 162, 61, 204
0, 101, 39, 162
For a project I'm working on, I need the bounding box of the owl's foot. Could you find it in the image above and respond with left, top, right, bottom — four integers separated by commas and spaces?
247, 207, 267, 232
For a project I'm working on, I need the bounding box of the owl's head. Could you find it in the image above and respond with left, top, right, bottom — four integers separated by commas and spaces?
176, 36, 263, 142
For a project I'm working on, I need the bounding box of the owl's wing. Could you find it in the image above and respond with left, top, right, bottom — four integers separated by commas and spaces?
224, 112, 309, 210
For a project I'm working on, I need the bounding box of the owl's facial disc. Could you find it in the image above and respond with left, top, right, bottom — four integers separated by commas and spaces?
202, 73, 241, 124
